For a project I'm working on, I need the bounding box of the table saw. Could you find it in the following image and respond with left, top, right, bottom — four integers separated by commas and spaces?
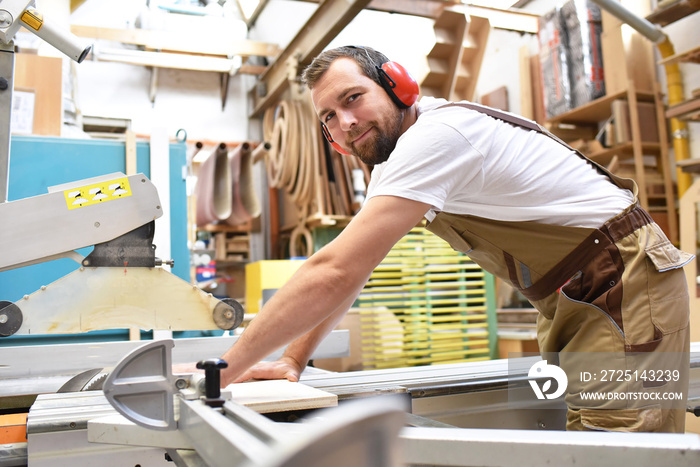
0, 169, 698, 466
1, 338, 699, 467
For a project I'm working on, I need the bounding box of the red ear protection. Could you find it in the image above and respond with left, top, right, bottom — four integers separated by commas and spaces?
321, 122, 351, 156
377, 61, 419, 109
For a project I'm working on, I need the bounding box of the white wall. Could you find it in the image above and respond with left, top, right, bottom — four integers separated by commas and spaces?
69, 0, 253, 143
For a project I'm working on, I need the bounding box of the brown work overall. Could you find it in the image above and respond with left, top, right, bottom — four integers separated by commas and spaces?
425, 103, 692, 432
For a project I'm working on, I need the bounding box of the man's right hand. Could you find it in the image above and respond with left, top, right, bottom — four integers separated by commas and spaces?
228, 355, 304, 386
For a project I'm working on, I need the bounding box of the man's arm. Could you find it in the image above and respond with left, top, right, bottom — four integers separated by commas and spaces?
231, 281, 367, 383
218, 195, 430, 386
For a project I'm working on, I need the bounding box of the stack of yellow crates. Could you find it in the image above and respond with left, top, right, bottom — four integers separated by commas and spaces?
356, 227, 497, 369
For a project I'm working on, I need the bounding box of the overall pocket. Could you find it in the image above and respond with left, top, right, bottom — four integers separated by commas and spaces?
643, 223, 692, 335
560, 242, 624, 332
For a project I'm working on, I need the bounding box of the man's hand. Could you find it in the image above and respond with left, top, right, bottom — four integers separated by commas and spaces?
172, 362, 202, 375
228, 356, 304, 385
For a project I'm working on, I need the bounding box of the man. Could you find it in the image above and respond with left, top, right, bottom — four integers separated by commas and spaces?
215, 46, 692, 432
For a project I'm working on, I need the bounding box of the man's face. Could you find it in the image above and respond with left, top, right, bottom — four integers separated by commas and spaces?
311, 58, 404, 165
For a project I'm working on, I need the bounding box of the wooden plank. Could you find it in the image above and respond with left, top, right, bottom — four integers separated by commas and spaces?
518, 46, 533, 119
666, 96, 700, 121
126, 128, 139, 342
13, 54, 62, 137
70, 25, 281, 58
94, 48, 246, 74
225, 380, 337, 413
420, 8, 467, 99
457, 4, 538, 33
600, 11, 656, 96
646, 0, 700, 26
125, 129, 137, 175
480, 85, 508, 111
652, 83, 678, 244
625, 83, 649, 210
452, 15, 490, 102
529, 54, 546, 123
676, 158, 700, 173
658, 45, 700, 66
238, 0, 270, 28
293, 0, 539, 32
363, 0, 448, 18
546, 89, 654, 125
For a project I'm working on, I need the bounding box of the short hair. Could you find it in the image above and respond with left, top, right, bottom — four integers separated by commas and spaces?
301, 45, 389, 90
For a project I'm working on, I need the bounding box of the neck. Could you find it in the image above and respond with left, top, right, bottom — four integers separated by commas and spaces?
398, 104, 418, 137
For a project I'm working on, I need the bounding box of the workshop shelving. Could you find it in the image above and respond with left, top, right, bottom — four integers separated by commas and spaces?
660, 44, 700, 122
194, 221, 254, 300
546, 81, 678, 243
645, 0, 700, 26
419, 7, 490, 102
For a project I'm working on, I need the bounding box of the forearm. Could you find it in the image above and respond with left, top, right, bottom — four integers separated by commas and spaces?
219, 252, 369, 383
217, 196, 429, 385
282, 278, 367, 369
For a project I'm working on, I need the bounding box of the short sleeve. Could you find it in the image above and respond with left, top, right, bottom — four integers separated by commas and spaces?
365, 120, 483, 212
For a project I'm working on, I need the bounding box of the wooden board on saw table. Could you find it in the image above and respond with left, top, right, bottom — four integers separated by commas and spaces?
226, 380, 338, 413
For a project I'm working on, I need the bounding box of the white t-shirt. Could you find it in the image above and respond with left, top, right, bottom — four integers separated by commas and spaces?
365, 97, 634, 228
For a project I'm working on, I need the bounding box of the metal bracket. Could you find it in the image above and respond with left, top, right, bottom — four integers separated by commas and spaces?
82, 221, 157, 267
102, 339, 178, 430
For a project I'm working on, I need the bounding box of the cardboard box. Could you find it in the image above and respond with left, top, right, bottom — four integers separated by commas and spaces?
245, 260, 304, 314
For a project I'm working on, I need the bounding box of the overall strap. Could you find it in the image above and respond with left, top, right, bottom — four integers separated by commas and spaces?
438, 102, 568, 147
437, 101, 637, 197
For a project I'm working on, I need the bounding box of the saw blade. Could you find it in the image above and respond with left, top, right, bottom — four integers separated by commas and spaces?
84, 373, 109, 391
57, 368, 104, 393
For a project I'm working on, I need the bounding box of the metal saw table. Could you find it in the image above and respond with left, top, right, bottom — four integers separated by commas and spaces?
3, 340, 699, 467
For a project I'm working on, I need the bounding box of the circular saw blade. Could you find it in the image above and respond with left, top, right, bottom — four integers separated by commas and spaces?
84, 372, 109, 391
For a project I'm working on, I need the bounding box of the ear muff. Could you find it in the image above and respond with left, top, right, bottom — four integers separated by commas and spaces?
377, 61, 419, 109
321, 122, 351, 156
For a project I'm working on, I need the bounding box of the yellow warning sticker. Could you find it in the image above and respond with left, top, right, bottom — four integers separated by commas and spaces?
64, 177, 132, 210
20, 9, 43, 31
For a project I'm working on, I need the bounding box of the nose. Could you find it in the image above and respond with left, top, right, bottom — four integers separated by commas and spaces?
336, 109, 357, 132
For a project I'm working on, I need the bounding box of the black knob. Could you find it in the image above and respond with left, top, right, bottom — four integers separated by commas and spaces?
0, 78, 8, 91
196, 358, 228, 401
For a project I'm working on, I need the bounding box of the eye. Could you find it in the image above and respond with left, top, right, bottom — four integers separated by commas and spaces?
347, 93, 360, 104
324, 112, 335, 123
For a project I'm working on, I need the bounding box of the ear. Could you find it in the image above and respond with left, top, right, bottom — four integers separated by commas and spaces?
377, 61, 419, 109
321, 122, 351, 156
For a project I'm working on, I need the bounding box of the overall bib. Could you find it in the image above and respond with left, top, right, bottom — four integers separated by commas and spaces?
425, 103, 693, 432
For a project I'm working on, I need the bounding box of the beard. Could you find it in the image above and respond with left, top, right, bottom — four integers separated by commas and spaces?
349, 110, 405, 166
